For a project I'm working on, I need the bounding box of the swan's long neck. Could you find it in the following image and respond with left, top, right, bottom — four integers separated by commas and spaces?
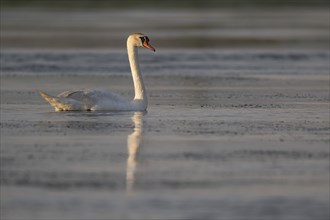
127, 41, 147, 102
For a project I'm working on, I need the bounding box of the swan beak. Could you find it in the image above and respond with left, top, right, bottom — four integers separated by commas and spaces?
143, 41, 156, 52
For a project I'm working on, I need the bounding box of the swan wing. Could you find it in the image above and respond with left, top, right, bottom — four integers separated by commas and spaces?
60, 89, 131, 111
41, 89, 132, 111
59, 89, 125, 103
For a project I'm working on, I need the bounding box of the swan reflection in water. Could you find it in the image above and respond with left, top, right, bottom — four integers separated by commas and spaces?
126, 111, 144, 193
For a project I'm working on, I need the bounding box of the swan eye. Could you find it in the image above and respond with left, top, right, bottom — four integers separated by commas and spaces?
139, 36, 149, 43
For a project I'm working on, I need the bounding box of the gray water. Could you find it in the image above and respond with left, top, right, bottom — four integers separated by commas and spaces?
1, 7, 330, 220
1, 49, 329, 75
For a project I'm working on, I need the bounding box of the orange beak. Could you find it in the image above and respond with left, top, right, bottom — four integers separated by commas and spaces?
143, 41, 156, 52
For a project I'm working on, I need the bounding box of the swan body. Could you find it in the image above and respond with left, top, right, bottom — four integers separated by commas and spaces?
40, 33, 155, 111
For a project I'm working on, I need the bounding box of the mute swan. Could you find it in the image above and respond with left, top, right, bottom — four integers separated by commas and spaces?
40, 33, 155, 111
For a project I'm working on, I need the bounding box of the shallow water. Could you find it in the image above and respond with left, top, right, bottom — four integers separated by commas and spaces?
1, 7, 330, 220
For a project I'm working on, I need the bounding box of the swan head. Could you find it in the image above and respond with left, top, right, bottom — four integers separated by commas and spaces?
128, 33, 156, 52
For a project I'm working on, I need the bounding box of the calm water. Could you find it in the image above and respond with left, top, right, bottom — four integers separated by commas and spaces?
1, 49, 329, 76
1, 8, 330, 220
1, 48, 329, 220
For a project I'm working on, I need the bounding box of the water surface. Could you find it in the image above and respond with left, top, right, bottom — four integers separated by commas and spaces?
1, 7, 329, 220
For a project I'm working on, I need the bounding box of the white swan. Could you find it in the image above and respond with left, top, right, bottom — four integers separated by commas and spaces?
40, 33, 155, 111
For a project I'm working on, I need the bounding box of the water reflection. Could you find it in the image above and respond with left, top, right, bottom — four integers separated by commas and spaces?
126, 112, 144, 194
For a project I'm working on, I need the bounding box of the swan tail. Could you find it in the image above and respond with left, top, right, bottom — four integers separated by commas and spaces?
39, 91, 82, 111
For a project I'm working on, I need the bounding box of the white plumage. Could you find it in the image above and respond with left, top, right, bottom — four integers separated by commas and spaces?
40, 33, 155, 112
